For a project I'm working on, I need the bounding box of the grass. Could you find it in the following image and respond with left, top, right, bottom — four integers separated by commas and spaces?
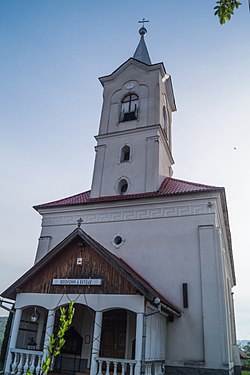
242, 370, 250, 375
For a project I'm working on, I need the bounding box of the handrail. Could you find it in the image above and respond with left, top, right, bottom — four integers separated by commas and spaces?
10, 348, 43, 355
96, 357, 137, 364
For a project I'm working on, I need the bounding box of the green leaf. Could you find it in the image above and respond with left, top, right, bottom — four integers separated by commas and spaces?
45, 357, 51, 366
214, 0, 242, 24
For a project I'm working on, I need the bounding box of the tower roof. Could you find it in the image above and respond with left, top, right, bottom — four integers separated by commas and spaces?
133, 26, 151, 65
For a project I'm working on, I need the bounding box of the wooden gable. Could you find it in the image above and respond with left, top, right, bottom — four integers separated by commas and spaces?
20, 236, 138, 296
2, 229, 181, 316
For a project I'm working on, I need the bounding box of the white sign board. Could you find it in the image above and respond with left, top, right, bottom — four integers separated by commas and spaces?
52, 278, 102, 286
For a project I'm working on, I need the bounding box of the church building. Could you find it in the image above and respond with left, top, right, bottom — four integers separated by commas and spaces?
1, 25, 240, 375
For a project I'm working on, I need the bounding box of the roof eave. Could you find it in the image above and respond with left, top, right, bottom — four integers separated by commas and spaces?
219, 189, 236, 285
33, 186, 223, 212
99, 59, 167, 86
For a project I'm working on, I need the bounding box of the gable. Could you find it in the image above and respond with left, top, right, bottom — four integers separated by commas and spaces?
20, 236, 137, 296
99, 58, 166, 86
1, 229, 181, 316
6, 236, 136, 300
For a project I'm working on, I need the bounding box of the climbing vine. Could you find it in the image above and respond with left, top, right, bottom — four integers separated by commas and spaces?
27, 301, 75, 375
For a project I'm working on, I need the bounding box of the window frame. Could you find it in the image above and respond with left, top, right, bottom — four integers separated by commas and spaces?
120, 145, 131, 163
117, 177, 129, 195
120, 93, 139, 122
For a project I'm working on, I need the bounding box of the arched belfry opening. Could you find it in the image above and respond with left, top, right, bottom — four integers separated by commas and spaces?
120, 94, 138, 122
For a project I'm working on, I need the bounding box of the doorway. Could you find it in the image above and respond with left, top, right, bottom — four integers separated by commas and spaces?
100, 309, 127, 359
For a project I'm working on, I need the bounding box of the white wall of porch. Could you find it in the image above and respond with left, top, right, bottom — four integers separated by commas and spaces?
14, 293, 145, 314
5, 293, 160, 375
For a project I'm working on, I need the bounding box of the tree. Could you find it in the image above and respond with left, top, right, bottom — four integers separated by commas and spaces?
242, 341, 250, 356
0, 313, 13, 369
242, 342, 250, 368
214, 0, 242, 24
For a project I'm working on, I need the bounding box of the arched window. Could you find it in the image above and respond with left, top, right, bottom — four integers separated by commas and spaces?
120, 94, 138, 122
118, 178, 128, 195
120, 145, 130, 163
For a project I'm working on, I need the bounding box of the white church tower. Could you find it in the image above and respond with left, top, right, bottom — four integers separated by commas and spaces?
90, 25, 176, 197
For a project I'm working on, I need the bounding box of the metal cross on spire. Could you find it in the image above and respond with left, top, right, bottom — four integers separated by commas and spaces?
138, 18, 149, 27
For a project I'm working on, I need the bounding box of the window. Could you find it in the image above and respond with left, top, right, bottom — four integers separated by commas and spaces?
120, 145, 130, 163
112, 234, 124, 248
113, 236, 123, 245
163, 106, 169, 140
120, 94, 138, 122
118, 178, 128, 195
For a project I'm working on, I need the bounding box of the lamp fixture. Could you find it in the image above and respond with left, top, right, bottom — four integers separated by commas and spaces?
30, 307, 39, 323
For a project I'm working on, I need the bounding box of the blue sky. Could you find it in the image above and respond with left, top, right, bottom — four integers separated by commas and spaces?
0, 0, 250, 339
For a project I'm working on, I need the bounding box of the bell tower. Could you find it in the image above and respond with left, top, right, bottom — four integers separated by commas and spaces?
90, 26, 176, 198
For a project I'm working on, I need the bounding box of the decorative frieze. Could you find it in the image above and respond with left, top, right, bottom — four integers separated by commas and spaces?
42, 202, 213, 227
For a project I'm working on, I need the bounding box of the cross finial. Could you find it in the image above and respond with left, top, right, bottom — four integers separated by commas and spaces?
77, 218, 83, 228
138, 18, 149, 28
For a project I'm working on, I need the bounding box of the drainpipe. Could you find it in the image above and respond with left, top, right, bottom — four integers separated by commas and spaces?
141, 313, 147, 375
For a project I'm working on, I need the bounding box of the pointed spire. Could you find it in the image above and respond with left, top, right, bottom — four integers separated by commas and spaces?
133, 23, 152, 65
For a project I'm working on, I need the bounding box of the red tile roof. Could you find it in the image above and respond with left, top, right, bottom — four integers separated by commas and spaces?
34, 177, 222, 210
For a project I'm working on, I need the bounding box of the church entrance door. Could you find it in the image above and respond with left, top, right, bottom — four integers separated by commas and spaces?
100, 309, 127, 359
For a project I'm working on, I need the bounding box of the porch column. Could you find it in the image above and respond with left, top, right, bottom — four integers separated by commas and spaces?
36, 313, 46, 350
43, 309, 55, 360
4, 308, 22, 374
135, 313, 144, 375
90, 311, 103, 375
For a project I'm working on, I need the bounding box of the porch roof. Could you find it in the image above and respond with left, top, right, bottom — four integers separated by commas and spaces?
1, 228, 181, 317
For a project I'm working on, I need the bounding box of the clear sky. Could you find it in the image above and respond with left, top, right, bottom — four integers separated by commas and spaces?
0, 0, 249, 340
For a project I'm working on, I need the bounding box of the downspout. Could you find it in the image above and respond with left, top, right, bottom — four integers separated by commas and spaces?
141, 313, 146, 375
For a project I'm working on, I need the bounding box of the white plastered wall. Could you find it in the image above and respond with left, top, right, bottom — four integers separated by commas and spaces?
34, 193, 233, 370
91, 60, 174, 198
